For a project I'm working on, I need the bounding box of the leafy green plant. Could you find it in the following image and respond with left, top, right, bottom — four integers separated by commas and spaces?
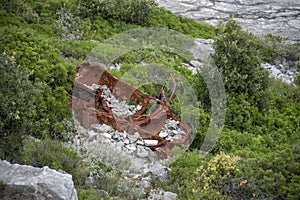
79, 0, 156, 25
295, 60, 300, 86
212, 19, 269, 105
166, 151, 240, 199
0, 21, 75, 139
77, 188, 104, 200
82, 144, 143, 199
0, 52, 39, 162
259, 33, 288, 63
146, 8, 215, 39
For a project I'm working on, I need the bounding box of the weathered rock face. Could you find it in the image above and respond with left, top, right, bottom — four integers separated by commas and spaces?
156, 0, 300, 43
0, 160, 77, 200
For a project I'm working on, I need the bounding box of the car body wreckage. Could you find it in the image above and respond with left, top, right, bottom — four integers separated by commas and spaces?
71, 62, 192, 158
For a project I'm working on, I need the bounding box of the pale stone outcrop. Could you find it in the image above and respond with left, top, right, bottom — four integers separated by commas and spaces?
0, 160, 77, 200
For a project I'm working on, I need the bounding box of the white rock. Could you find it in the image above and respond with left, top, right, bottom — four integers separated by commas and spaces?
97, 135, 111, 143
136, 105, 142, 111
159, 131, 169, 138
136, 145, 149, 158
128, 132, 140, 143
173, 135, 182, 140
144, 140, 158, 147
102, 133, 112, 139
88, 130, 98, 142
126, 144, 137, 151
163, 191, 177, 200
136, 140, 145, 146
112, 131, 120, 139
0, 160, 78, 200
124, 138, 130, 145
120, 131, 128, 138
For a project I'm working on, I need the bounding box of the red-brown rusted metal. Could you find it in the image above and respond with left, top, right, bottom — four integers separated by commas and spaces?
71, 62, 192, 156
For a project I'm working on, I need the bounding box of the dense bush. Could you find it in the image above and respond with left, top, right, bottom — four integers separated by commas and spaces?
295, 60, 300, 86
166, 151, 240, 199
79, 0, 156, 25
77, 188, 103, 200
146, 8, 215, 39
212, 19, 269, 103
167, 128, 300, 199
0, 11, 76, 139
0, 53, 39, 162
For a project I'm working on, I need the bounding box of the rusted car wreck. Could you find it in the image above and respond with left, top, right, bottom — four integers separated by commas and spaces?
71, 62, 192, 157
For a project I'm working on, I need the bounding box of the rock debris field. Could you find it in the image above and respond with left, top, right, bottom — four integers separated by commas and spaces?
72, 84, 185, 199
156, 0, 300, 44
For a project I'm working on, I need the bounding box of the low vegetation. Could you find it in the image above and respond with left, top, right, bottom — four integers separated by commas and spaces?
0, 0, 299, 199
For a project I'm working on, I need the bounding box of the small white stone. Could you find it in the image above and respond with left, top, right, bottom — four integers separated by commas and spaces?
88, 130, 98, 142
128, 132, 140, 143
144, 140, 159, 147
159, 131, 168, 138
102, 133, 112, 139
124, 138, 130, 145
125, 144, 137, 151
173, 135, 182, 140
136, 140, 145, 146
136, 146, 149, 158
120, 131, 127, 138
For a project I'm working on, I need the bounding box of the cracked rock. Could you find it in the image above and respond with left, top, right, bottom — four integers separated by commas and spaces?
156, 0, 300, 43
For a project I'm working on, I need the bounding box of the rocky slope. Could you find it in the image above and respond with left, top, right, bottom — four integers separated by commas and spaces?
156, 0, 300, 44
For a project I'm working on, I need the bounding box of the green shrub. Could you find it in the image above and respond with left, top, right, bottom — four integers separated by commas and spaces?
0, 23, 75, 139
77, 188, 103, 200
79, 0, 156, 25
83, 144, 143, 199
146, 8, 215, 39
212, 19, 269, 103
168, 140, 300, 199
229, 146, 300, 200
224, 93, 266, 133
0, 52, 39, 162
0, 0, 39, 23
285, 43, 300, 63
259, 33, 288, 63
21, 138, 89, 187
166, 151, 240, 199
295, 60, 300, 86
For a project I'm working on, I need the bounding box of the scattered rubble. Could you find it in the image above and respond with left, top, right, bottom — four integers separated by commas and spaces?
72, 62, 192, 158
70, 62, 193, 198
261, 62, 296, 85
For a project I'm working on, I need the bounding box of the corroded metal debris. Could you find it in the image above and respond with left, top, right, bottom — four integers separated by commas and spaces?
71, 62, 191, 156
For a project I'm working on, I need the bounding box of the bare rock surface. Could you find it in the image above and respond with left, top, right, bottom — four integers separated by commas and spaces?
0, 160, 77, 200
156, 0, 300, 43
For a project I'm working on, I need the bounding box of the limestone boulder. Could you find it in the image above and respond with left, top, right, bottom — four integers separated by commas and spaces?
0, 160, 77, 200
